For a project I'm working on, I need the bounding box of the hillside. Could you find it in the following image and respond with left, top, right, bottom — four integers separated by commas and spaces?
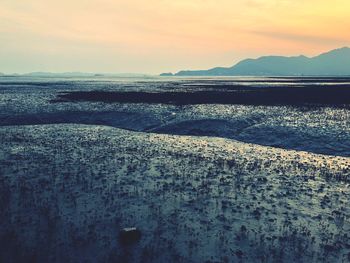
171, 47, 350, 76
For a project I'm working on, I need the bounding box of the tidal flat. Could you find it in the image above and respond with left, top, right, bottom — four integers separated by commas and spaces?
0, 76, 349, 262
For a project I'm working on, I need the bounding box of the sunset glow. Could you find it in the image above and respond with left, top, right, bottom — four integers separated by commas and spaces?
1, 0, 349, 73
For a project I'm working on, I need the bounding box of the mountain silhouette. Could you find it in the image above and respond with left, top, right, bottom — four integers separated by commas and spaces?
169, 47, 350, 76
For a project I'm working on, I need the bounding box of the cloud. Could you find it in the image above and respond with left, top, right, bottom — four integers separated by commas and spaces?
251, 30, 349, 45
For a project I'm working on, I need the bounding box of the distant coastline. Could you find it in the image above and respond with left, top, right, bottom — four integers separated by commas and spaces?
162, 47, 350, 77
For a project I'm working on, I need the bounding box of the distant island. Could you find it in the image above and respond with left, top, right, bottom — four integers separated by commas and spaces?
159, 72, 174, 77
162, 47, 350, 76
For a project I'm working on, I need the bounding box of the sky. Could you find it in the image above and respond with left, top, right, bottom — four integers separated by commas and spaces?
1, 0, 349, 74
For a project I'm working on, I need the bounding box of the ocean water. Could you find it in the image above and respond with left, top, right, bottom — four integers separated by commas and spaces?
1, 75, 349, 156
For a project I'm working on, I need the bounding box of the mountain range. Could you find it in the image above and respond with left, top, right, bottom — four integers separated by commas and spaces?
162, 47, 350, 76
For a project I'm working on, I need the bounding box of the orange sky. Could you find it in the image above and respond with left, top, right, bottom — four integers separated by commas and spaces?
1, 0, 349, 74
